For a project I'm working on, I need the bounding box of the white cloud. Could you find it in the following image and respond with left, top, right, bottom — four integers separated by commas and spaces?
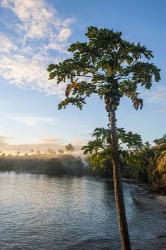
0, 134, 84, 154
46, 42, 67, 53
1, 0, 56, 39
144, 85, 166, 104
0, 0, 75, 96
7, 114, 57, 127
41, 138, 61, 144
57, 28, 72, 42
0, 33, 17, 53
0, 54, 66, 95
1, 0, 75, 41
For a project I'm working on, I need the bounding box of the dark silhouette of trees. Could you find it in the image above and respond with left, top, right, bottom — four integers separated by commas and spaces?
65, 143, 75, 152
58, 149, 64, 155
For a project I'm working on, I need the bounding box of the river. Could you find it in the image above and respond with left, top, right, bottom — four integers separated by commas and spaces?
0, 172, 165, 249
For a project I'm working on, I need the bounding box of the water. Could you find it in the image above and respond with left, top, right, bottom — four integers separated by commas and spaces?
0, 172, 165, 249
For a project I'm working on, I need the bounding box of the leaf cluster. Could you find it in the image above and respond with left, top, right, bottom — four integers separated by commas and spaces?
82, 127, 143, 156
48, 26, 160, 111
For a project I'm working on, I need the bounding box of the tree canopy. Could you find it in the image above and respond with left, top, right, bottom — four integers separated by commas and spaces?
81, 127, 143, 174
82, 127, 143, 155
154, 134, 166, 145
48, 26, 160, 111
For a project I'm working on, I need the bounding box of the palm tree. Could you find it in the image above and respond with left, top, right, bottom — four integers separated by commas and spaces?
65, 143, 75, 152
30, 149, 34, 154
16, 151, 20, 157
48, 26, 160, 250
58, 149, 64, 155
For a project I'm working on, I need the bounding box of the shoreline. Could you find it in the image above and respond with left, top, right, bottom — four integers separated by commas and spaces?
128, 179, 166, 249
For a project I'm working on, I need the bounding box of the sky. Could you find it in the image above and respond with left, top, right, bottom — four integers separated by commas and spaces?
0, 0, 165, 152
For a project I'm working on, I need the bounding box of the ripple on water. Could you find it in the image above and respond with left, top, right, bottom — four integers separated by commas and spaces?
0, 173, 165, 249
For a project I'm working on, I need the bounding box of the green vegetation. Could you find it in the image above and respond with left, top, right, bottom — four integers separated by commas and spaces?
83, 129, 166, 193
48, 26, 160, 249
82, 127, 142, 176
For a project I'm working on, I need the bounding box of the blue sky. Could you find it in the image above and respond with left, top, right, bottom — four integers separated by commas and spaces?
0, 0, 165, 149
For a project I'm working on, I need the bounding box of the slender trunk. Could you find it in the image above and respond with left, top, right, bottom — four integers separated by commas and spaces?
109, 109, 131, 250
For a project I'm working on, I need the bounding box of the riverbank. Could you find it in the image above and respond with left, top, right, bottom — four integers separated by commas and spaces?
129, 181, 166, 249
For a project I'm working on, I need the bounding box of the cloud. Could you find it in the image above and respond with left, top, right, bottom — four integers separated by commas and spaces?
144, 85, 166, 104
40, 138, 62, 144
1, 0, 74, 40
0, 54, 66, 95
7, 114, 57, 127
0, 0, 75, 96
0, 33, 17, 53
57, 28, 72, 42
0, 135, 84, 155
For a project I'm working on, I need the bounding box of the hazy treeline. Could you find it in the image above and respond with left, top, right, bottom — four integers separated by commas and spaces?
0, 133, 165, 193
0, 154, 91, 176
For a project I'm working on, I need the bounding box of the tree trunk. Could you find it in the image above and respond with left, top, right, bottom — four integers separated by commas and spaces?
109, 109, 131, 250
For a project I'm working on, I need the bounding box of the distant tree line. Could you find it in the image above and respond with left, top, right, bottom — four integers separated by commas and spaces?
0, 154, 90, 176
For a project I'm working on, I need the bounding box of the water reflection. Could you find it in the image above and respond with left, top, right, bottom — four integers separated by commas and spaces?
0, 172, 165, 249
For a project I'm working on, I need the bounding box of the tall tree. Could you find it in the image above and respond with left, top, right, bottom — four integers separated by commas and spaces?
48, 26, 160, 250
